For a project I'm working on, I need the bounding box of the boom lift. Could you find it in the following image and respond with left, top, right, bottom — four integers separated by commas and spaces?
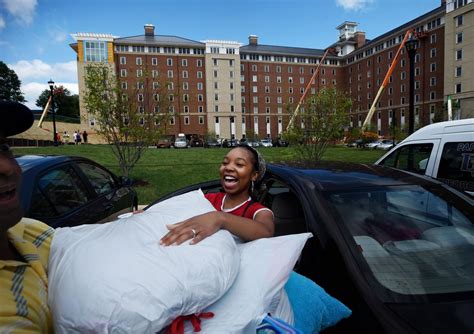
286, 47, 335, 130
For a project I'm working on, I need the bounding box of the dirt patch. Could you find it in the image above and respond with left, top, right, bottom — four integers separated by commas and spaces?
132, 179, 150, 187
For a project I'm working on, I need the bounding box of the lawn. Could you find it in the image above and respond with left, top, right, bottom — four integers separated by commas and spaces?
14, 145, 386, 204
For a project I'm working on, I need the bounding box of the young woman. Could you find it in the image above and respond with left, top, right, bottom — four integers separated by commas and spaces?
160, 145, 274, 246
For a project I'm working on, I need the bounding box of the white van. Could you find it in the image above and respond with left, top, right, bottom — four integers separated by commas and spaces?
375, 119, 474, 195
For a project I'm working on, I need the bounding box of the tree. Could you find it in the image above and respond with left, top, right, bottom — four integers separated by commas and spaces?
0, 61, 25, 102
36, 86, 80, 120
284, 87, 351, 162
83, 62, 171, 177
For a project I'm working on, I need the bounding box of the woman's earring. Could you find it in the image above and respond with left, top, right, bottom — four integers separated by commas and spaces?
251, 180, 254, 194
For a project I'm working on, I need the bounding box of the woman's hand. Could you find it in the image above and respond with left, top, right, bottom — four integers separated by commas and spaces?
159, 211, 223, 246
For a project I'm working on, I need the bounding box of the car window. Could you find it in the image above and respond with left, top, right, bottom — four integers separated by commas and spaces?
379, 143, 433, 174
77, 162, 116, 195
30, 165, 90, 217
329, 185, 473, 296
437, 142, 474, 193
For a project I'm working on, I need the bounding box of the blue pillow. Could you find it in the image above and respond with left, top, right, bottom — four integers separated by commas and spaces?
284, 272, 351, 334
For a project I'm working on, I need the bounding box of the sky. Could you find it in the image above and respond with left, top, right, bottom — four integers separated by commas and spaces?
0, 0, 442, 109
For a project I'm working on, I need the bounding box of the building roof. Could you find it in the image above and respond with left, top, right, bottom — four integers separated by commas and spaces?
114, 34, 205, 47
363, 5, 444, 48
240, 44, 325, 57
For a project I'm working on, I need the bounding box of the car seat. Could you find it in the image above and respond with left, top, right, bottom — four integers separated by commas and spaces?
271, 192, 307, 236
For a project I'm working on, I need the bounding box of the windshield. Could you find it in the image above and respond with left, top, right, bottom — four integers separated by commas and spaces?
328, 185, 474, 297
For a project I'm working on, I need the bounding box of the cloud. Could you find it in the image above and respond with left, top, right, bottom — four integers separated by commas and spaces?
7, 59, 78, 109
9, 59, 77, 82
335, 0, 373, 10
22, 81, 78, 109
2, 0, 38, 25
0, 15, 5, 30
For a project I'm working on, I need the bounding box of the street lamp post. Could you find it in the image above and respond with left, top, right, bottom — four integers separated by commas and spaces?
48, 79, 58, 146
405, 36, 417, 135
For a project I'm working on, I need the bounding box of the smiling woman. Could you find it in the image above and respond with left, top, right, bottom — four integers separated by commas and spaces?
159, 144, 274, 246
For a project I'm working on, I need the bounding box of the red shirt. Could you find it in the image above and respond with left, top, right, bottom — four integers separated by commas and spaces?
205, 192, 272, 220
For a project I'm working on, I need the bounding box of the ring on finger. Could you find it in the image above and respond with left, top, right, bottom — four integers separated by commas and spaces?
191, 228, 197, 238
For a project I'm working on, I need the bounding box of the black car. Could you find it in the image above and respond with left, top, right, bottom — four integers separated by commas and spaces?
17, 155, 138, 228
272, 138, 289, 147
148, 161, 474, 333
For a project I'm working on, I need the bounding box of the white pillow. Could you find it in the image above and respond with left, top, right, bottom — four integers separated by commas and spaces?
189, 233, 312, 333
48, 190, 240, 333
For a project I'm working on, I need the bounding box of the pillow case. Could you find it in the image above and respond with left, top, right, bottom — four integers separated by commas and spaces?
190, 233, 312, 333
48, 190, 240, 333
284, 271, 351, 333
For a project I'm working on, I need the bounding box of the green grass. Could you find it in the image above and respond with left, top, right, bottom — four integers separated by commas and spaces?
14, 145, 386, 204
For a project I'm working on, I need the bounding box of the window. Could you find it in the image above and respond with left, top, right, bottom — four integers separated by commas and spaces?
199, 116, 204, 124
182, 70, 188, 78
121, 81, 127, 89
136, 69, 143, 77
456, 49, 463, 60
183, 94, 189, 102
183, 82, 189, 90
120, 56, 126, 65
167, 70, 173, 78
167, 58, 173, 66
437, 142, 474, 192
415, 67, 421, 76
84, 41, 107, 62
197, 82, 203, 90
198, 94, 203, 102
430, 48, 436, 58
29, 165, 90, 218
456, 32, 463, 44
379, 143, 434, 174
136, 81, 144, 90
136, 57, 142, 65
430, 63, 436, 72
252, 64, 257, 71
184, 116, 190, 125
197, 71, 203, 79
276, 66, 281, 73
456, 15, 463, 27
152, 58, 158, 66
182, 59, 188, 67
430, 34, 436, 44
137, 94, 143, 102
455, 83, 462, 93
197, 59, 202, 67
120, 69, 127, 77
252, 75, 257, 82
213, 59, 218, 66
430, 77, 436, 86
430, 91, 436, 100
276, 76, 282, 83
455, 66, 462, 77
152, 70, 158, 78
252, 86, 258, 93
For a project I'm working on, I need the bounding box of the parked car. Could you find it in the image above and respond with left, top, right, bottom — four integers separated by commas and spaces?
222, 138, 239, 148
246, 140, 261, 148
173, 136, 189, 149
17, 155, 138, 228
190, 136, 204, 147
147, 161, 474, 333
156, 138, 172, 149
376, 139, 396, 150
376, 119, 474, 196
273, 138, 289, 147
365, 140, 382, 149
260, 138, 273, 147
204, 138, 222, 148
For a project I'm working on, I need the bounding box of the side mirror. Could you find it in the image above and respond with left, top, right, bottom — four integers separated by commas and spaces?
118, 176, 133, 187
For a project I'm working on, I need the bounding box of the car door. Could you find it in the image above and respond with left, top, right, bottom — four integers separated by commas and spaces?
433, 139, 474, 195
27, 163, 97, 228
74, 161, 135, 223
377, 140, 439, 176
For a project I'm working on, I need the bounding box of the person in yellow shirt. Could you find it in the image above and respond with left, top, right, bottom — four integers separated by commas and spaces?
0, 101, 54, 333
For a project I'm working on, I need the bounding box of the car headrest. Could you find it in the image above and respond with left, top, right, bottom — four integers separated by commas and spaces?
271, 192, 304, 219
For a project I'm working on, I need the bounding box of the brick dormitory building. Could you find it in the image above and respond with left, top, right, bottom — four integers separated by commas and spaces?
70, 0, 473, 141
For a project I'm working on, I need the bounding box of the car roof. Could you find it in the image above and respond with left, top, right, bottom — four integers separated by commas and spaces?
269, 161, 443, 193
15, 155, 84, 172
401, 118, 474, 142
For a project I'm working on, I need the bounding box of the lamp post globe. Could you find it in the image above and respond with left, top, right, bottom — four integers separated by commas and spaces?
48, 79, 58, 146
